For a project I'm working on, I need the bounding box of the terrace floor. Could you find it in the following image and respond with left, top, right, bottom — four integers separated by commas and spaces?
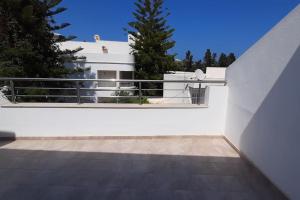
0, 137, 286, 200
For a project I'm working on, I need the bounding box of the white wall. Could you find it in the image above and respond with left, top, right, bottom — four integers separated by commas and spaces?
0, 86, 227, 137
0, 91, 10, 104
59, 40, 132, 55
163, 71, 225, 104
163, 73, 196, 104
225, 5, 300, 199
78, 53, 134, 64
87, 63, 134, 98
61, 38, 135, 100
206, 67, 226, 79
66, 61, 135, 100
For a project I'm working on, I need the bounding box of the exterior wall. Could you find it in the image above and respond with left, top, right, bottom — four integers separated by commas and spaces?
60, 38, 135, 100
163, 73, 196, 104
225, 5, 300, 199
89, 62, 134, 98
0, 86, 228, 137
67, 62, 134, 99
206, 67, 226, 79
163, 70, 225, 104
68, 62, 134, 78
59, 40, 134, 64
59, 40, 132, 55
77, 53, 134, 64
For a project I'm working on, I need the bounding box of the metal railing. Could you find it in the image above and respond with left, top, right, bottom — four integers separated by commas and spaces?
0, 78, 226, 105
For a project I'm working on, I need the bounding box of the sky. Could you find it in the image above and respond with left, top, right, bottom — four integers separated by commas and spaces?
55, 0, 300, 60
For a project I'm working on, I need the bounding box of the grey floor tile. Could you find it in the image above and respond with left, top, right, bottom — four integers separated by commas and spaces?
0, 137, 287, 200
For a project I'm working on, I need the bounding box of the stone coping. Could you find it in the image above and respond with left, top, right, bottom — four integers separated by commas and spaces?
1, 103, 208, 109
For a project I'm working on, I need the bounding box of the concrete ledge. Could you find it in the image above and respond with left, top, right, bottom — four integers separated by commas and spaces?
1, 103, 208, 109
0, 135, 223, 141
0, 87, 227, 137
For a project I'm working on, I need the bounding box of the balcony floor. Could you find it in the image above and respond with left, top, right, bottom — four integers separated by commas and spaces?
0, 137, 286, 200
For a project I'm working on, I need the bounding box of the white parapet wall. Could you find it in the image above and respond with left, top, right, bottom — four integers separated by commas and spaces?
163, 72, 196, 104
163, 69, 226, 104
0, 86, 228, 137
0, 91, 10, 104
225, 4, 300, 199
205, 67, 226, 79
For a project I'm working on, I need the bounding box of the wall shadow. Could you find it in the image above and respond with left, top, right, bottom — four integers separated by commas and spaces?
239, 45, 300, 199
0, 131, 15, 147
0, 148, 286, 200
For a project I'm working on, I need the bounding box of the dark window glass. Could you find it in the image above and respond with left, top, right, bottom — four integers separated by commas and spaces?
120, 71, 134, 87
97, 70, 116, 87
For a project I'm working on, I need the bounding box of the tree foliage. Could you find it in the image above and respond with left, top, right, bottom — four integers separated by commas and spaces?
178, 49, 236, 72
226, 53, 236, 66
0, 0, 83, 78
183, 50, 193, 72
126, 0, 176, 80
203, 49, 217, 67
218, 53, 228, 67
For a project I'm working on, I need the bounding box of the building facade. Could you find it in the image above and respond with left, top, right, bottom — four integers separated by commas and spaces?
59, 35, 135, 102
163, 67, 226, 104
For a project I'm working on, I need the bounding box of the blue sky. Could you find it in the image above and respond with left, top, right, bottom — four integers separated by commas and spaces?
55, 0, 300, 59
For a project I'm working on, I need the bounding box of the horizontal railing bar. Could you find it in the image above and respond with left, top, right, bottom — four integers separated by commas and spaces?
13, 87, 201, 92
1, 77, 219, 104
79, 96, 140, 98
161, 97, 201, 99
16, 95, 77, 98
14, 95, 199, 99
77, 96, 94, 98
0, 77, 226, 84
15, 87, 139, 91
80, 88, 139, 91
141, 89, 163, 91
15, 95, 143, 98
109, 96, 140, 98
15, 87, 77, 90
161, 89, 183, 90
84, 96, 198, 99
13, 87, 203, 92
145, 96, 199, 99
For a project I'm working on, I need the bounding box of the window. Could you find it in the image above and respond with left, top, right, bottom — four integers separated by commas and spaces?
120, 71, 134, 87
97, 70, 116, 87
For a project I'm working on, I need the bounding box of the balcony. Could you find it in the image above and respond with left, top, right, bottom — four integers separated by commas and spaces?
0, 136, 286, 200
0, 3, 299, 200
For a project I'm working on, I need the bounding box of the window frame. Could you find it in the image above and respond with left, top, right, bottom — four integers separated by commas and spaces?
97, 70, 117, 87
119, 71, 134, 87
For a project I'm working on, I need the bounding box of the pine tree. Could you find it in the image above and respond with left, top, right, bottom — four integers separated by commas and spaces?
126, 0, 176, 80
0, 0, 83, 78
226, 53, 236, 66
203, 49, 213, 67
218, 53, 228, 67
183, 50, 194, 72
212, 53, 217, 67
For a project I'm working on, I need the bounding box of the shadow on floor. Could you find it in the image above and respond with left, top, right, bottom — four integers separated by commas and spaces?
0, 131, 15, 147
0, 148, 286, 200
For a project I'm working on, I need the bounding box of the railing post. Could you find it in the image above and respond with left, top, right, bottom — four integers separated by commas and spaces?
198, 82, 201, 105
76, 81, 81, 104
139, 81, 142, 105
10, 80, 16, 103
117, 87, 119, 104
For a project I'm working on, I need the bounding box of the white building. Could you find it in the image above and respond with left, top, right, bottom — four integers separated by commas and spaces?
163, 67, 226, 104
1, 4, 300, 199
59, 34, 135, 102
